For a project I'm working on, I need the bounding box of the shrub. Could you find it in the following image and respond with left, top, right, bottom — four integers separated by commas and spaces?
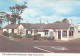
40, 37, 48, 40
47, 37, 54, 40
9, 33, 14, 37
38, 34, 41, 37
11, 33, 17, 38
15, 35, 22, 38
25, 34, 33, 38
3, 31, 9, 37
11, 33, 22, 38
40, 36, 54, 40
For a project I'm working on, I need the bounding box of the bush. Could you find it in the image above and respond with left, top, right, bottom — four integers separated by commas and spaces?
11, 33, 17, 38
47, 37, 54, 40
11, 33, 22, 38
9, 33, 14, 37
40, 36, 54, 40
38, 34, 41, 37
3, 31, 9, 37
25, 34, 33, 38
40, 37, 48, 40
15, 35, 22, 38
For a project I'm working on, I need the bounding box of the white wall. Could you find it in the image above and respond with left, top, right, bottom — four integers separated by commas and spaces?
54, 31, 58, 40
32, 29, 55, 37
31, 29, 35, 35
14, 29, 17, 33
3, 29, 12, 33
44, 29, 54, 37
3, 29, 7, 32
18, 24, 24, 29
17, 24, 26, 35
38, 32, 45, 37
55, 29, 69, 40
78, 23, 80, 30
55, 24, 80, 40
8, 29, 12, 33
28, 30, 31, 34
61, 30, 69, 40
68, 24, 80, 40
17, 25, 32, 35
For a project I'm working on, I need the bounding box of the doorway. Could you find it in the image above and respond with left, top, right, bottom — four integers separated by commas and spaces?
58, 31, 61, 39
26, 30, 28, 35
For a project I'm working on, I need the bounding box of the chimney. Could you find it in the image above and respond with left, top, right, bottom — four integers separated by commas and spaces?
45, 19, 48, 24
69, 19, 72, 24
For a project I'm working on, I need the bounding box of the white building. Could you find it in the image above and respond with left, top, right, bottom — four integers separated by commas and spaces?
3, 22, 80, 40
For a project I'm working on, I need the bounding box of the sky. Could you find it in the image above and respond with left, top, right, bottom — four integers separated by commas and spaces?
0, 0, 80, 27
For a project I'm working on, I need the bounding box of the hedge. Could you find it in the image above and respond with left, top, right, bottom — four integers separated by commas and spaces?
25, 34, 33, 38
3, 31, 9, 37
11, 33, 22, 38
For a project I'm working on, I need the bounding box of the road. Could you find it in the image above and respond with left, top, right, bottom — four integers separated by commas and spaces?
0, 35, 80, 53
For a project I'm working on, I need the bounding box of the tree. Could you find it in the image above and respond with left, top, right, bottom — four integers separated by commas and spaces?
0, 11, 7, 25
0, 2, 27, 26
54, 21, 61, 23
54, 18, 69, 23
62, 18, 69, 23
5, 14, 11, 24
0, 26, 1, 28
9, 2, 27, 24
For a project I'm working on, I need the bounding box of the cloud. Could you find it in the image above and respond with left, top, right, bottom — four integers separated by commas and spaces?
13, 0, 28, 4
13, 0, 24, 3
15, 0, 80, 26
27, 0, 77, 16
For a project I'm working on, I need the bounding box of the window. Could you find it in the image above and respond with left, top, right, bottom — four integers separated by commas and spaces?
26, 30, 28, 35
31, 30, 33, 34
12, 29, 14, 33
70, 27, 74, 30
45, 30, 48, 35
34, 30, 38, 34
7, 29, 9, 32
20, 29, 23, 34
63, 31, 67, 37
69, 31, 74, 36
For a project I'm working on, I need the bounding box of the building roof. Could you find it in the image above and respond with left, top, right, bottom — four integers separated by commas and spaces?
4, 24, 19, 29
20, 23, 31, 30
31, 23, 45, 29
44, 23, 70, 30
4, 23, 71, 30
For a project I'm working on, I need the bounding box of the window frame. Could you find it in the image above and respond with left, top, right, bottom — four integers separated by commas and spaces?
20, 29, 23, 34
44, 30, 49, 35
69, 31, 74, 36
63, 31, 67, 37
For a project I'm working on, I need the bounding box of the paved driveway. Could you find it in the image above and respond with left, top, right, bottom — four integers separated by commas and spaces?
0, 35, 80, 53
